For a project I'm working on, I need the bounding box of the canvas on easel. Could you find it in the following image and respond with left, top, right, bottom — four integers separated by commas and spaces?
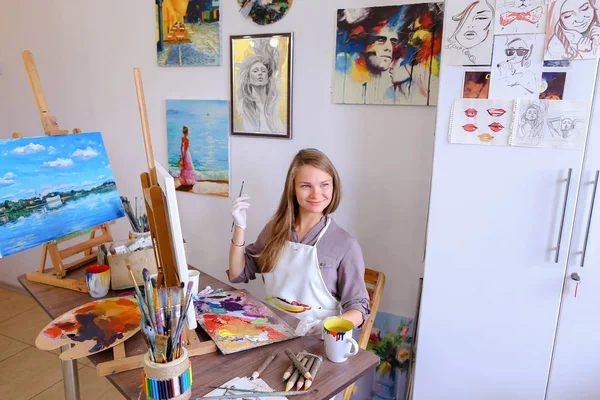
12, 51, 123, 292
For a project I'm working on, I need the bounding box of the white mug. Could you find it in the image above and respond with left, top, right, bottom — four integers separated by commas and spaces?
85, 264, 110, 298
188, 270, 200, 295
323, 317, 359, 363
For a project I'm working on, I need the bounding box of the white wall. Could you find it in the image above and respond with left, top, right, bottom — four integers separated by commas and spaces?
0, 0, 435, 318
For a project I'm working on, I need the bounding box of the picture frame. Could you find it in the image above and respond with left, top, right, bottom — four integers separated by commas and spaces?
230, 33, 293, 139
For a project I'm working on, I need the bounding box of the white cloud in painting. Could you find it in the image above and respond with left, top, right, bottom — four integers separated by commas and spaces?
0, 194, 15, 200
97, 175, 106, 180
81, 180, 94, 186
43, 158, 74, 168
58, 184, 75, 190
0, 178, 15, 186
11, 143, 45, 155
48, 146, 57, 154
71, 147, 99, 160
3, 172, 16, 179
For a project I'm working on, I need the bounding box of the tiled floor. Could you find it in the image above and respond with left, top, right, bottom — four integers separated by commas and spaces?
0, 287, 126, 400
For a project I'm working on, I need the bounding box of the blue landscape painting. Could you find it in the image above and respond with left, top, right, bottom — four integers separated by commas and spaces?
0, 132, 124, 258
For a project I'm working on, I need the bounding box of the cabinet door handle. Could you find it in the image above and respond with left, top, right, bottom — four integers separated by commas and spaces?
556, 168, 573, 263
581, 170, 599, 267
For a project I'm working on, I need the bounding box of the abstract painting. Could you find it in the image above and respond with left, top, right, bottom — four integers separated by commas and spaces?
443, 0, 496, 66
449, 98, 514, 146
463, 70, 491, 98
35, 297, 141, 360
495, 0, 547, 35
352, 312, 414, 400
194, 290, 297, 355
540, 72, 567, 99
156, 0, 221, 66
167, 100, 229, 197
510, 99, 591, 149
489, 33, 545, 98
334, 4, 444, 106
0, 132, 124, 258
238, 0, 294, 25
230, 33, 292, 138
544, 0, 600, 61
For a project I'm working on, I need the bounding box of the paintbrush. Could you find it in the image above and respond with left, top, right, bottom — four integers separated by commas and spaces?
152, 278, 164, 336
142, 269, 156, 330
126, 265, 152, 327
230, 181, 245, 232
158, 287, 168, 335
170, 281, 194, 360
140, 323, 156, 362
197, 389, 319, 399
178, 281, 185, 358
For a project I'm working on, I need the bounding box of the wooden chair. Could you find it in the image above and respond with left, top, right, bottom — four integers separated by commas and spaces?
343, 268, 386, 400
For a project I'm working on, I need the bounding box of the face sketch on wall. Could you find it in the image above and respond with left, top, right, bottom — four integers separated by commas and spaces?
447, 0, 495, 64
517, 102, 547, 144
548, 115, 581, 139
546, 0, 600, 60
496, 36, 537, 94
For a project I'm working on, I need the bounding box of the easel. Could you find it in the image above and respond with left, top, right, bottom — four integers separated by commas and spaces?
94, 68, 217, 376
17, 50, 114, 293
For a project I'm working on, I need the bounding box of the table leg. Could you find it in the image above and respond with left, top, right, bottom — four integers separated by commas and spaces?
60, 344, 81, 400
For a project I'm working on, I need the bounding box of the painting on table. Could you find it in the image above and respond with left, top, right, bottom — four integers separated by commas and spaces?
167, 99, 229, 197
194, 290, 297, 354
35, 297, 141, 360
230, 33, 293, 138
443, 0, 496, 66
0, 132, 124, 258
333, 3, 444, 106
156, 0, 221, 66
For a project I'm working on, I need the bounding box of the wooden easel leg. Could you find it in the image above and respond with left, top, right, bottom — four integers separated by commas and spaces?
39, 243, 48, 273
48, 243, 66, 278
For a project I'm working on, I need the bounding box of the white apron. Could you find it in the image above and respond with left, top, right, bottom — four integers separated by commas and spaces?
263, 217, 340, 320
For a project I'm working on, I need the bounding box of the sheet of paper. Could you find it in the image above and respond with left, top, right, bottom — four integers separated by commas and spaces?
206, 377, 287, 399
443, 0, 496, 65
494, 0, 547, 35
449, 98, 515, 145
510, 99, 591, 149
489, 33, 545, 98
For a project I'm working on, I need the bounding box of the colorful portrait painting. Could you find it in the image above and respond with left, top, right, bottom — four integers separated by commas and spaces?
463, 70, 491, 98
194, 290, 297, 354
0, 132, 124, 258
238, 0, 294, 25
334, 4, 444, 106
544, 0, 600, 60
156, 0, 221, 66
230, 33, 292, 138
167, 100, 230, 197
540, 72, 567, 99
35, 297, 141, 360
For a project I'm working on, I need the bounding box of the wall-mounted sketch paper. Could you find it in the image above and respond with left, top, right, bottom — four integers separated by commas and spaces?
167, 100, 229, 197
0, 132, 124, 258
495, 0, 547, 35
489, 33, 545, 98
449, 98, 514, 145
540, 71, 567, 99
443, 0, 496, 65
194, 290, 297, 355
545, 0, 600, 60
463, 70, 491, 98
334, 4, 444, 106
510, 99, 591, 148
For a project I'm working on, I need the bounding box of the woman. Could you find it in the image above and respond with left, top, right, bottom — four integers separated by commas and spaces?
178, 125, 197, 188
447, 0, 495, 64
546, 0, 600, 60
228, 149, 370, 333
496, 37, 536, 96
236, 40, 286, 133
517, 102, 546, 145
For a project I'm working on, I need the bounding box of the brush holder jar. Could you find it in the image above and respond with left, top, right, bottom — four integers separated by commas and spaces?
143, 347, 191, 400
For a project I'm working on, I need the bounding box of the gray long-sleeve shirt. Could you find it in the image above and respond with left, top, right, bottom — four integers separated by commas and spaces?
228, 216, 371, 324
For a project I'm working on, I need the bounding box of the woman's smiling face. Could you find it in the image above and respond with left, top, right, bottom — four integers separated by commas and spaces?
560, 0, 595, 33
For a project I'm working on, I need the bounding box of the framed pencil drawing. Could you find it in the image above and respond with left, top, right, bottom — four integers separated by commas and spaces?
230, 33, 293, 139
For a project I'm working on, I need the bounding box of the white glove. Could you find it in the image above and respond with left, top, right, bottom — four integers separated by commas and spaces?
295, 316, 324, 338
230, 194, 250, 229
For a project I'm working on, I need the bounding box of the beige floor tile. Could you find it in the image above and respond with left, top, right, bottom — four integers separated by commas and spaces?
0, 287, 38, 322
0, 305, 51, 346
0, 334, 29, 362
0, 347, 64, 400
31, 366, 127, 400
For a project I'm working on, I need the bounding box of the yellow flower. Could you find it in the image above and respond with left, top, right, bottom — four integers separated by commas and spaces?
378, 360, 392, 375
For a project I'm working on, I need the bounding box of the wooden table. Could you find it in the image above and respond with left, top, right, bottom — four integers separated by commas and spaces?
19, 267, 379, 399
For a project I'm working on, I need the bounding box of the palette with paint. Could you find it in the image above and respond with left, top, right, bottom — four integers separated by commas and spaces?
35, 297, 141, 360
194, 290, 297, 355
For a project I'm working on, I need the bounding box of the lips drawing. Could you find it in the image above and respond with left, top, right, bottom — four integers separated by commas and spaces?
478, 133, 495, 143
462, 124, 478, 132
465, 108, 477, 117
488, 122, 504, 132
487, 108, 506, 117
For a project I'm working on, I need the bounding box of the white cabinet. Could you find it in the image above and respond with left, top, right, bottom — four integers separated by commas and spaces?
413, 58, 599, 399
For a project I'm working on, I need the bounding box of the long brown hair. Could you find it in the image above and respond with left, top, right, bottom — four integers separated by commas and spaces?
259, 149, 342, 272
